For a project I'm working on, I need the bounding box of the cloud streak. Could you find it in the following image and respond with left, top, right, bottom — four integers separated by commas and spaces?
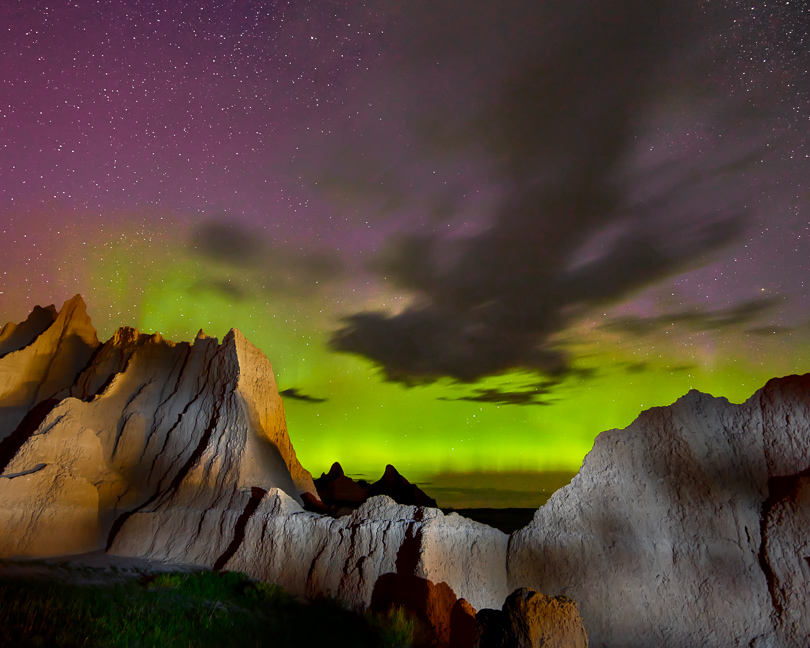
189, 220, 346, 298
280, 388, 328, 404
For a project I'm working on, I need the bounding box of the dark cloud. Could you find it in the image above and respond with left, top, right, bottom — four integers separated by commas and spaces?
439, 376, 567, 406
745, 325, 794, 337
624, 361, 650, 374
189, 219, 346, 296
192, 221, 262, 267
331, 0, 759, 384
603, 297, 781, 337
440, 387, 553, 407
279, 388, 328, 404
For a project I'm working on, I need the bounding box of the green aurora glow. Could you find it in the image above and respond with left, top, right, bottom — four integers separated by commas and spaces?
76, 224, 810, 505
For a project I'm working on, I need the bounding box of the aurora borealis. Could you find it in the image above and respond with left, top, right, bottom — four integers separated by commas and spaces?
1, 1, 809, 506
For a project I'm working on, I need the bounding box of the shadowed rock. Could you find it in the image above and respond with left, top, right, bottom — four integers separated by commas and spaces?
312, 461, 437, 514
0, 304, 57, 358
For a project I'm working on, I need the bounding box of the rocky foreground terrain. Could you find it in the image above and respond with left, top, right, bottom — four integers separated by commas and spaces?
1, 296, 809, 647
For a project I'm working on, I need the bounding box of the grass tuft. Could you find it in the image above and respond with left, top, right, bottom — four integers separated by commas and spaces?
367, 605, 418, 648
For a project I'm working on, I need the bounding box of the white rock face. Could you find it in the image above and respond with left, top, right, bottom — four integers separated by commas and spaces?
508, 374, 810, 648
219, 492, 510, 612
111, 490, 510, 612
5, 296, 810, 646
0, 298, 509, 619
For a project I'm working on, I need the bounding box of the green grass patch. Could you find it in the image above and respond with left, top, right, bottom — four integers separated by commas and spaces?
366, 606, 419, 648
0, 568, 414, 647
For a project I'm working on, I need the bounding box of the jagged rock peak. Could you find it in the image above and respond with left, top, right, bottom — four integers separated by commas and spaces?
324, 461, 345, 479
313, 462, 437, 511
0, 295, 317, 560
108, 326, 142, 345
0, 295, 100, 443
0, 303, 57, 357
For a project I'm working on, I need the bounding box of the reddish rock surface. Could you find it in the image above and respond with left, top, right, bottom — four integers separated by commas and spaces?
502, 588, 588, 648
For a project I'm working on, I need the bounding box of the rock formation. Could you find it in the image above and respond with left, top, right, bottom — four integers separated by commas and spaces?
0, 297, 509, 619
312, 461, 438, 514
0, 297, 315, 558
473, 588, 588, 648
509, 374, 810, 647
0, 295, 99, 445
3, 296, 810, 647
201, 492, 509, 614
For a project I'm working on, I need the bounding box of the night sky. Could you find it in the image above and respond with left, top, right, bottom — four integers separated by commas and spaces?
1, 1, 809, 506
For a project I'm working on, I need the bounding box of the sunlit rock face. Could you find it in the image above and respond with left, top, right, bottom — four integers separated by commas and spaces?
0, 295, 99, 443
508, 374, 810, 648
0, 297, 316, 558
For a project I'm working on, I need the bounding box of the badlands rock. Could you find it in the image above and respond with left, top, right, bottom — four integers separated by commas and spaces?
0, 303, 57, 357
471, 588, 588, 648
501, 589, 588, 648
0, 295, 99, 445
0, 297, 509, 621
508, 373, 810, 647
118, 490, 510, 613
367, 463, 438, 507
313, 461, 438, 511
0, 299, 315, 558
6, 296, 810, 647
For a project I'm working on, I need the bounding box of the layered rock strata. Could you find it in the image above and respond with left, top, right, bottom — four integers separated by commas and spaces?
112, 489, 509, 612
0, 298, 509, 617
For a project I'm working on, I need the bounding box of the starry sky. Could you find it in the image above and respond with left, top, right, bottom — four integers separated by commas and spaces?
1, 0, 809, 507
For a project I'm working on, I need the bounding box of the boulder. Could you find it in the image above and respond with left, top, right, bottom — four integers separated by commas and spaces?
470, 589, 587, 648
501, 588, 588, 648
